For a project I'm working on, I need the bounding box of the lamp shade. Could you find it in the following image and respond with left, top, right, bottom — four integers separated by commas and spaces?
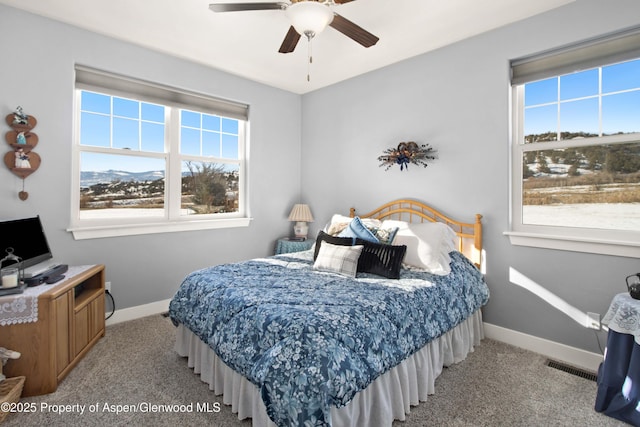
288, 204, 314, 222
285, 1, 334, 37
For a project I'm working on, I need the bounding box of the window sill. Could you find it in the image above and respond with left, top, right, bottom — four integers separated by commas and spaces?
69, 217, 252, 240
504, 231, 640, 258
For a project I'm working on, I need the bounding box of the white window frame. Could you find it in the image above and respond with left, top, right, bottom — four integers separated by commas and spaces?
506, 28, 640, 258
69, 66, 251, 240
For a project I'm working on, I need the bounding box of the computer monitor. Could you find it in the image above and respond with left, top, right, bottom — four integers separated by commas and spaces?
0, 216, 53, 270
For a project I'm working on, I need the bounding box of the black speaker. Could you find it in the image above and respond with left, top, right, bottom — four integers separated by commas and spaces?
24, 264, 68, 287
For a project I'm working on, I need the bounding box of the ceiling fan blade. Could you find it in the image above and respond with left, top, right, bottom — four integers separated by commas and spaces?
333, 0, 357, 3
330, 13, 379, 48
278, 26, 301, 53
209, 2, 287, 12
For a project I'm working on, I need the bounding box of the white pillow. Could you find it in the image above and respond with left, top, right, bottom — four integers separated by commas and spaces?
392, 222, 457, 275
381, 219, 409, 233
313, 241, 364, 277
412, 222, 457, 253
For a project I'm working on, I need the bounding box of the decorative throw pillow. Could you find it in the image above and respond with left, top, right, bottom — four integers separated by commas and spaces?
355, 239, 407, 279
338, 216, 380, 243
368, 225, 400, 244
326, 221, 350, 236
313, 241, 364, 278
392, 222, 457, 275
325, 214, 382, 236
313, 230, 354, 260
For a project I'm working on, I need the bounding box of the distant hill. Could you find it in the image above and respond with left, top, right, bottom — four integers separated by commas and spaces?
81, 170, 164, 188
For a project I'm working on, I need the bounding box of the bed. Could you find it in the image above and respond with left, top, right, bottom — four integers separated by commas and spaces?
169, 199, 489, 426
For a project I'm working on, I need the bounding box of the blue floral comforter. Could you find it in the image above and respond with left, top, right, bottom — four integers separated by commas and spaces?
169, 250, 489, 426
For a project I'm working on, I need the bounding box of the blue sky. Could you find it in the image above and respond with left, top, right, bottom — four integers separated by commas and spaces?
524, 58, 640, 137
79, 91, 239, 174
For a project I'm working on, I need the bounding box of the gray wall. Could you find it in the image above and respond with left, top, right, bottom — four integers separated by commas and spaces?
0, 5, 302, 308
300, 0, 640, 353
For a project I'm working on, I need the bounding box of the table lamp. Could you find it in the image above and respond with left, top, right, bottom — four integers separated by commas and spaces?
288, 204, 314, 239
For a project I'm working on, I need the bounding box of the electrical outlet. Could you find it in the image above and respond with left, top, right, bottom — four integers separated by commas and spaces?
587, 312, 601, 330
105, 281, 111, 293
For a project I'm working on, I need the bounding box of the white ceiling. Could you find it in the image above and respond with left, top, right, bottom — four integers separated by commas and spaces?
0, 0, 574, 94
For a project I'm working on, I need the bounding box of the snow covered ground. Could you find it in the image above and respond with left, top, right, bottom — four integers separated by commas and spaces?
523, 203, 640, 230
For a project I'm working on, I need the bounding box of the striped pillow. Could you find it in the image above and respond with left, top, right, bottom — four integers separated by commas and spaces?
356, 239, 407, 279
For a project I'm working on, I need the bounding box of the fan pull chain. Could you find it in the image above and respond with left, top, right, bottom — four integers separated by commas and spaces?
307, 37, 313, 82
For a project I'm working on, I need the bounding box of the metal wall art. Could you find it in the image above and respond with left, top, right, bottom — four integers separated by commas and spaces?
378, 141, 436, 171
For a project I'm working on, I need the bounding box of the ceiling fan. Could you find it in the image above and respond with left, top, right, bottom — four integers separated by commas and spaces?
208, 1, 379, 54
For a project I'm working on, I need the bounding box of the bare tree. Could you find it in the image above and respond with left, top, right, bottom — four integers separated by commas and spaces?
184, 162, 228, 213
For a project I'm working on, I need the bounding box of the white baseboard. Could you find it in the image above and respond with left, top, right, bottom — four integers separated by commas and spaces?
105, 298, 171, 326
484, 322, 604, 373
104, 301, 604, 373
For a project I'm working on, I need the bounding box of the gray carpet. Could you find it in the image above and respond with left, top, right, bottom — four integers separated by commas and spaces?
3, 315, 625, 426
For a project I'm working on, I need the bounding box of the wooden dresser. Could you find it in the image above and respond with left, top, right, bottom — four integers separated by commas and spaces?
1, 264, 105, 396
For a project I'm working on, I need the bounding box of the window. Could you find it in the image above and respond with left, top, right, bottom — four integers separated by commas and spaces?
508, 28, 640, 257
70, 66, 250, 239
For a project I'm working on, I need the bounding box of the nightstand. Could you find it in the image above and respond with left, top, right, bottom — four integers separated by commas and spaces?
275, 238, 314, 255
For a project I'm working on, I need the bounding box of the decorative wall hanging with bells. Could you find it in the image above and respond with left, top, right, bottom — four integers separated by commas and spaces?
4, 106, 41, 200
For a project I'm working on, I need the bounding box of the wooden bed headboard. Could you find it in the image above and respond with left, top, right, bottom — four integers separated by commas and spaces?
350, 199, 483, 269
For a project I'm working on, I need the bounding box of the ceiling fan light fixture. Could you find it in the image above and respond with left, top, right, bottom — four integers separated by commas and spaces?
286, 1, 334, 39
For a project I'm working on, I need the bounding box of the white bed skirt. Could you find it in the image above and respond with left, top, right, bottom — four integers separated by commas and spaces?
174, 310, 484, 426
